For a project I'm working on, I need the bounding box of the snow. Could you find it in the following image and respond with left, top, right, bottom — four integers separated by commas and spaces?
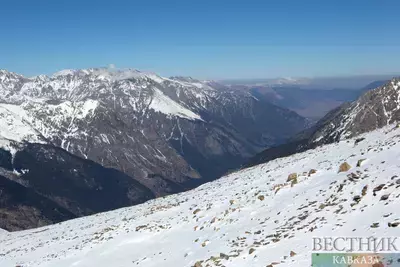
2, 124, 400, 267
52, 69, 76, 77
0, 104, 44, 146
0, 98, 99, 155
149, 88, 203, 121
78, 99, 99, 118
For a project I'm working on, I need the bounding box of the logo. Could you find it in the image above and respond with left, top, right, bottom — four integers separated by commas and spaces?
312, 237, 400, 266
313, 237, 399, 253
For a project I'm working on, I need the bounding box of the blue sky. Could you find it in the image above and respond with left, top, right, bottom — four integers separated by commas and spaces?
1, 0, 400, 79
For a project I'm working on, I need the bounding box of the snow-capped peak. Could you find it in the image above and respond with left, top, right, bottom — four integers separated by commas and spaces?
52, 69, 77, 77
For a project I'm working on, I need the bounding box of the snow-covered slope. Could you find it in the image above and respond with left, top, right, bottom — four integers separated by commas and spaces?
308, 78, 400, 144
246, 78, 400, 169
2, 124, 400, 267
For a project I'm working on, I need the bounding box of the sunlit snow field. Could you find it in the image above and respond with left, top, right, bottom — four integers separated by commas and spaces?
1, 124, 400, 267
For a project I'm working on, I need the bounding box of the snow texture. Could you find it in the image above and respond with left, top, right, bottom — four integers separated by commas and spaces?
1, 124, 400, 267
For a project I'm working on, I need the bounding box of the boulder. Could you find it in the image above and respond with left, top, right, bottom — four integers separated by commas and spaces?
287, 173, 297, 182
338, 162, 351, 173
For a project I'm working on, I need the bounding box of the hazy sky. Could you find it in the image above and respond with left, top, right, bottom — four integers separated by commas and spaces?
1, 0, 400, 79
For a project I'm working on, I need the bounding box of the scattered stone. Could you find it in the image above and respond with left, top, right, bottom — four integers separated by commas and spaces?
249, 248, 256, 254
337, 184, 344, 192
291, 177, 298, 187
370, 223, 380, 228
361, 185, 368, 196
354, 138, 365, 145
353, 195, 361, 202
220, 253, 229, 260
194, 261, 203, 267
229, 200, 235, 205
258, 195, 265, 201
135, 225, 147, 231
287, 173, 297, 182
348, 172, 360, 180
388, 222, 400, 227
373, 184, 385, 194
290, 251, 297, 257
308, 169, 317, 176
338, 162, 351, 173
380, 194, 390, 201
396, 179, 400, 185
193, 209, 201, 215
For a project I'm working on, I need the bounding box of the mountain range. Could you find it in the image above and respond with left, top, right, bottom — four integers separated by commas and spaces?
1, 67, 398, 233
2, 67, 400, 267
248, 77, 400, 167
246, 80, 387, 119
0, 68, 308, 230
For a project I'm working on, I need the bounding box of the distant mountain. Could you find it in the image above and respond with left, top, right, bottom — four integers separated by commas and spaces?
0, 68, 308, 230
247, 78, 399, 167
0, 68, 307, 191
305, 78, 400, 144
248, 80, 387, 119
359, 80, 388, 92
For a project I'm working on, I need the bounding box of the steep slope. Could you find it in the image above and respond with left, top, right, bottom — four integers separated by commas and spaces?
307, 78, 400, 144
1, 124, 400, 266
0, 141, 155, 231
12, 143, 156, 215
0, 68, 308, 196
0, 175, 76, 231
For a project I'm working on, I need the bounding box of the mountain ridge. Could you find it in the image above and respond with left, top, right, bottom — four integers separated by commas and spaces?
0, 67, 308, 230
246, 77, 400, 168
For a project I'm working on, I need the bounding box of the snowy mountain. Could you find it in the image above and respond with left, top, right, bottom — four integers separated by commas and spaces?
0, 68, 307, 188
308, 78, 400, 144
248, 78, 400, 167
0, 68, 307, 229
1, 123, 400, 267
